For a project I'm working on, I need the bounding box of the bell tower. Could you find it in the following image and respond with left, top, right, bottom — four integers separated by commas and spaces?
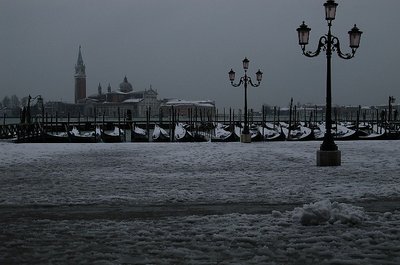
74, 46, 86, 103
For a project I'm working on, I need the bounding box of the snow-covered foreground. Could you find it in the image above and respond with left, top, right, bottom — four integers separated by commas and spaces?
1, 140, 400, 264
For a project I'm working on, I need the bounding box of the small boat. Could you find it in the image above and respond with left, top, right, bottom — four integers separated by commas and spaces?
211, 123, 239, 142
333, 124, 358, 141
260, 124, 286, 141
359, 125, 399, 140
313, 124, 325, 140
384, 131, 400, 140
359, 132, 387, 140
41, 131, 70, 143
246, 124, 262, 142
284, 125, 314, 141
193, 132, 208, 142
132, 125, 149, 142
182, 124, 209, 142
174, 123, 195, 142
314, 123, 358, 141
101, 127, 124, 143
152, 124, 170, 142
211, 131, 239, 142
266, 130, 286, 141
68, 127, 100, 143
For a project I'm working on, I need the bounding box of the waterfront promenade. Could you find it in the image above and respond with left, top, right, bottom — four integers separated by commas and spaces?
1, 140, 400, 264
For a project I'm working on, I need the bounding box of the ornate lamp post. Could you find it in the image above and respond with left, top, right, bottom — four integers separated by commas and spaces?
297, 0, 362, 166
36, 95, 45, 124
26, 94, 44, 124
229, 58, 263, 143
388, 96, 396, 122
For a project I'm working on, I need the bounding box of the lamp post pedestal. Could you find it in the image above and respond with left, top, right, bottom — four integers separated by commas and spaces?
240, 133, 251, 143
317, 150, 341, 166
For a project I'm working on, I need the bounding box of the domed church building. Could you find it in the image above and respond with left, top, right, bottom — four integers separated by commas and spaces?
86, 75, 160, 118
87, 76, 136, 103
119, 76, 133, 93
44, 46, 214, 119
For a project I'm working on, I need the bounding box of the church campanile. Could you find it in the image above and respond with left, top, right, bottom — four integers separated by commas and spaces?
74, 46, 86, 103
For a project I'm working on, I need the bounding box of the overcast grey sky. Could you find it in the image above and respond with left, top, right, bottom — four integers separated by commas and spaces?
1, 0, 399, 109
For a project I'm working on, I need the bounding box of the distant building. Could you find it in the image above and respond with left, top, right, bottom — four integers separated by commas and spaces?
44, 101, 84, 117
86, 76, 160, 117
160, 99, 215, 118
74, 46, 86, 103
40, 46, 215, 119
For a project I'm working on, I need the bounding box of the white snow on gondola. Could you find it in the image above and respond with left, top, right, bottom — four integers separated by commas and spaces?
152, 124, 169, 139
174, 123, 187, 139
103, 127, 123, 136
214, 126, 230, 138
133, 126, 146, 135
152, 125, 161, 139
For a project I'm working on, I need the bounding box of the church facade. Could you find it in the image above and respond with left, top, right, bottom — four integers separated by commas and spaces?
44, 46, 215, 119
74, 47, 161, 118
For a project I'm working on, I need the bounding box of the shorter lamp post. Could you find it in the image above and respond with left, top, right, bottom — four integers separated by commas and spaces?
229, 58, 263, 143
388, 96, 395, 122
27, 94, 44, 124
36, 95, 44, 124
297, 0, 362, 166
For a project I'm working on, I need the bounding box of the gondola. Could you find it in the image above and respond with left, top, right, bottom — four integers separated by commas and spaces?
211, 124, 239, 142
247, 125, 263, 142
13, 131, 69, 143
359, 132, 388, 140
174, 123, 195, 142
68, 127, 100, 143
314, 123, 358, 141
41, 131, 70, 143
359, 126, 400, 140
265, 129, 286, 141
193, 132, 208, 142
152, 124, 170, 142
211, 132, 239, 142
333, 125, 359, 141
260, 123, 286, 142
101, 127, 124, 143
211, 131, 239, 142
335, 130, 358, 140
131, 126, 149, 142
285, 126, 315, 141
383, 131, 400, 140
266, 131, 286, 141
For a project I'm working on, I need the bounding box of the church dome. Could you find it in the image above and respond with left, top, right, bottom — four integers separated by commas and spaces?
119, 76, 133, 93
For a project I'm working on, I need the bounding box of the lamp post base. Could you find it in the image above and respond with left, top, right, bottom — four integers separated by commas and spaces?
240, 133, 251, 143
317, 150, 341, 166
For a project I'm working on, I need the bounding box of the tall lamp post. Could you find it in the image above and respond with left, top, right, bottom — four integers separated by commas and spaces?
297, 0, 362, 166
229, 58, 263, 143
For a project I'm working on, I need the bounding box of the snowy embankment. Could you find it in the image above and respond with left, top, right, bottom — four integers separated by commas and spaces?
1, 140, 399, 206
1, 200, 399, 264
1, 140, 400, 264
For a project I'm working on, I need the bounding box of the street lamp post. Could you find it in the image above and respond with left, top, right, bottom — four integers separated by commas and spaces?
26, 94, 44, 124
297, 0, 362, 166
388, 96, 395, 122
229, 58, 263, 143
36, 95, 44, 124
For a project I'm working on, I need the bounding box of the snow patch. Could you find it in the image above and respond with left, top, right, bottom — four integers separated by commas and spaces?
292, 200, 367, 226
